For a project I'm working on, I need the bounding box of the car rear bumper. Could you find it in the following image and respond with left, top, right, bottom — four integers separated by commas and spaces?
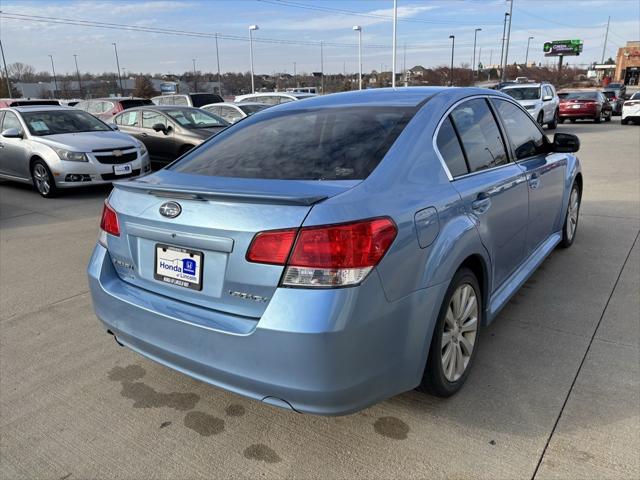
88, 244, 447, 415
559, 110, 598, 119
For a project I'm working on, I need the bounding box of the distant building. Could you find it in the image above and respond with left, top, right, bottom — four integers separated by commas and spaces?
615, 41, 640, 85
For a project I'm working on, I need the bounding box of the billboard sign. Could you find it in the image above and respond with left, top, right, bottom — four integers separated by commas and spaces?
160, 82, 177, 95
543, 40, 583, 57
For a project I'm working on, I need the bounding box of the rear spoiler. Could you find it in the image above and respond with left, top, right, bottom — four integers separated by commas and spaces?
114, 180, 327, 206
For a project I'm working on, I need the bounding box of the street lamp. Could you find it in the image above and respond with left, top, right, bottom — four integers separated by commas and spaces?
249, 25, 259, 94
449, 35, 455, 87
48, 54, 58, 98
192, 58, 197, 92
73, 54, 83, 98
0, 39, 11, 99
112, 43, 124, 96
472, 28, 482, 79
353, 25, 362, 90
525, 36, 534, 66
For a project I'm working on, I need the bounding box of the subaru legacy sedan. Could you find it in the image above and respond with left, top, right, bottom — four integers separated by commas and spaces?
0, 106, 150, 197
88, 88, 582, 415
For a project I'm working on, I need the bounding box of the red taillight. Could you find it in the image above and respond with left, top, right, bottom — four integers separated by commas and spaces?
100, 201, 120, 236
289, 218, 397, 268
246, 228, 297, 265
247, 218, 397, 287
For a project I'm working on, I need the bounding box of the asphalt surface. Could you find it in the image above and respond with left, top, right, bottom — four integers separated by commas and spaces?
1, 117, 638, 480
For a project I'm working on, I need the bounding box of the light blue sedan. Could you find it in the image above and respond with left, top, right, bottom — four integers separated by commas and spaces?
88, 87, 582, 415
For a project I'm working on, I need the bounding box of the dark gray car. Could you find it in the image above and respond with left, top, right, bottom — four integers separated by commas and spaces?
113, 106, 229, 165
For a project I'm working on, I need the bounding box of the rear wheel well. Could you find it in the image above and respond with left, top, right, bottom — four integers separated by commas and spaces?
459, 255, 488, 313
574, 173, 583, 198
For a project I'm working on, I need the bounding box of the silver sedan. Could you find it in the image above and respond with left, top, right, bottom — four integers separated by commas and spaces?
0, 105, 151, 197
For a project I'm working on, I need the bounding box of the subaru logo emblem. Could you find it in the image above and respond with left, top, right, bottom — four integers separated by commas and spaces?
159, 201, 181, 218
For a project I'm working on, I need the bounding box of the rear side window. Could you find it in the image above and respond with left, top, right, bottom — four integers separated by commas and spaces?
190, 94, 223, 107
171, 107, 414, 180
173, 96, 189, 106
2, 112, 22, 132
121, 99, 152, 109
450, 99, 508, 173
492, 99, 547, 160
115, 111, 139, 126
436, 117, 468, 177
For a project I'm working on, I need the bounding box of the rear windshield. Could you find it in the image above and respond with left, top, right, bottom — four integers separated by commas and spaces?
564, 92, 598, 100
602, 91, 617, 99
238, 104, 269, 115
502, 87, 541, 100
121, 99, 153, 109
190, 94, 223, 107
171, 106, 415, 180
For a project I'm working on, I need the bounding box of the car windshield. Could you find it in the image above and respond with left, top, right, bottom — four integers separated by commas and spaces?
631, 92, 640, 100
563, 92, 599, 100
165, 109, 229, 128
21, 110, 111, 136
238, 104, 268, 115
502, 87, 541, 100
170, 106, 415, 181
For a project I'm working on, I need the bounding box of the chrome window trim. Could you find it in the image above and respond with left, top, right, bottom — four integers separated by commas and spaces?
432, 94, 520, 182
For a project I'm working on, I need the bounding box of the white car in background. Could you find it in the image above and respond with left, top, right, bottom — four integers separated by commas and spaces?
501, 83, 560, 129
0, 106, 150, 197
621, 92, 640, 125
234, 91, 316, 105
201, 102, 269, 124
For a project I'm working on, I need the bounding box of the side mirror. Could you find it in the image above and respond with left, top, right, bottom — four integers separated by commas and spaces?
542, 95, 553, 102
1, 128, 22, 139
108, 123, 118, 130
152, 123, 167, 134
552, 133, 580, 153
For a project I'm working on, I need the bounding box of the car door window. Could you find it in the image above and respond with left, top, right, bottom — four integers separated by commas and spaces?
2, 112, 22, 132
436, 117, 469, 178
492, 99, 547, 160
142, 111, 167, 129
102, 101, 115, 113
116, 111, 139, 126
450, 98, 508, 173
173, 96, 189, 106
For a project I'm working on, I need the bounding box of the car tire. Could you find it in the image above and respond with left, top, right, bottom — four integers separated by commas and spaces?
560, 182, 580, 248
605, 111, 612, 122
559, 117, 566, 124
621, 118, 629, 125
548, 110, 559, 129
537, 111, 544, 126
31, 160, 59, 198
570, 118, 576, 123
417, 268, 482, 397
594, 112, 601, 123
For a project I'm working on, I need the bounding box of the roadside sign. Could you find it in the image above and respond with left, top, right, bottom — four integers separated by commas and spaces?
543, 40, 583, 57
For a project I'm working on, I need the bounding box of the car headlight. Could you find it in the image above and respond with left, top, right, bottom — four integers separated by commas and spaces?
137, 142, 148, 156
55, 148, 88, 162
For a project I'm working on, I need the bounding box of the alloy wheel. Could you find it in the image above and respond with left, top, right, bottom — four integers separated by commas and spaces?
566, 187, 580, 241
33, 164, 51, 195
441, 283, 479, 382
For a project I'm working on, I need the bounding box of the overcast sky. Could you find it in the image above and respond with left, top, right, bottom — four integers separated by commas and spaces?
1, 0, 638, 76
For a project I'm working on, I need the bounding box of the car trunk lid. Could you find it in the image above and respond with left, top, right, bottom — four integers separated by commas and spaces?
104, 171, 358, 319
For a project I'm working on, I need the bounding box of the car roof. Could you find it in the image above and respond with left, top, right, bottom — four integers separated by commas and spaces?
3, 105, 78, 113
235, 92, 315, 101
87, 97, 148, 101
502, 83, 544, 89
117, 105, 201, 112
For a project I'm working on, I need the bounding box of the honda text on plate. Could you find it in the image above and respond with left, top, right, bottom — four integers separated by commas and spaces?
88, 88, 583, 415
0, 106, 150, 197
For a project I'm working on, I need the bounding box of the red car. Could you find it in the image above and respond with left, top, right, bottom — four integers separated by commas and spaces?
74, 97, 152, 122
559, 91, 612, 123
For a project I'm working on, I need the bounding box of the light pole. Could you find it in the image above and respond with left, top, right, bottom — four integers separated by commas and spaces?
320, 40, 324, 94
391, 0, 397, 88
249, 25, 259, 94
73, 54, 83, 98
525, 36, 534, 66
353, 25, 362, 90
0, 39, 11, 98
112, 43, 124, 96
472, 28, 482, 79
449, 35, 455, 86
293, 62, 297, 87
215, 33, 222, 95
499, 12, 509, 80
502, 0, 514, 82
192, 58, 197, 92
48, 54, 58, 98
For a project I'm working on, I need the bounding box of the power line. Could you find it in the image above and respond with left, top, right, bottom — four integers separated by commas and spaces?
257, 0, 503, 26
513, 6, 604, 29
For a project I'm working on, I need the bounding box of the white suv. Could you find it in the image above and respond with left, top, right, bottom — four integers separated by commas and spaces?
501, 83, 560, 129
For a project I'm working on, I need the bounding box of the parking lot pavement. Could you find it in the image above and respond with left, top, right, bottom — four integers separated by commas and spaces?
1, 118, 638, 479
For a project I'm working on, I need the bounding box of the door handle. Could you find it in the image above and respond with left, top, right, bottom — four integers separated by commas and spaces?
140, 132, 148, 137
471, 193, 491, 214
529, 172, 541, 189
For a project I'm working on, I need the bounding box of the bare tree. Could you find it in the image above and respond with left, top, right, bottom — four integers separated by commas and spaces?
132, 75, 159, 98
8, 62, 36, 82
